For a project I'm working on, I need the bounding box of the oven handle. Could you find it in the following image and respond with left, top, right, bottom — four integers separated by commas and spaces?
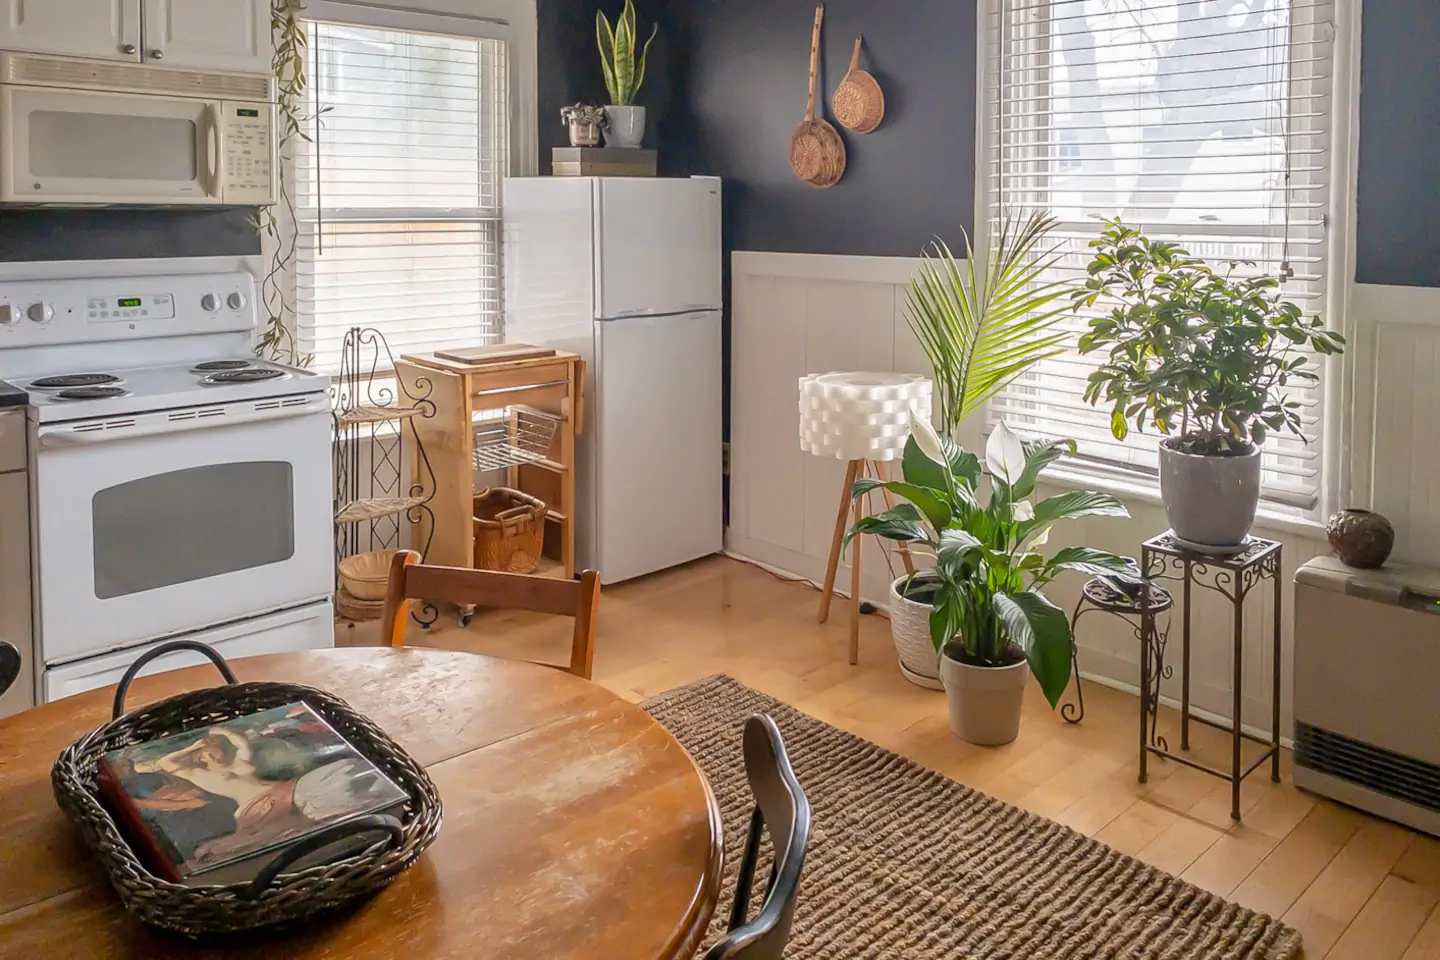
36, 396, 330, 447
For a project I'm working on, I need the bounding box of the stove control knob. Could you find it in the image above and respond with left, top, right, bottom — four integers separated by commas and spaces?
27, 302, 53, 324
226, 291, 248, 311
0, 304, 20, 326
201, 293, 221, 313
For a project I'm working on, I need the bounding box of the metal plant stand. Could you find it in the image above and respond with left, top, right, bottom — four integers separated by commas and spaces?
332, 327, 438, 623
1139, 531, 1284, 821
1064, 577, 1174, 725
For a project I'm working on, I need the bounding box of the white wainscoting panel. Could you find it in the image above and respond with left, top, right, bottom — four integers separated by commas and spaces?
729, 255, 1440, 738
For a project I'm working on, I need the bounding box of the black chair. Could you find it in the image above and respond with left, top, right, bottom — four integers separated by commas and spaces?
0, 641, 20, 699
704, 714, 811, 960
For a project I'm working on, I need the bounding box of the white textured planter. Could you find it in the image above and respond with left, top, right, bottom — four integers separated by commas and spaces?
940, 652, 1030, 746
889, 575, 942, 690
604, 105, 646, 148
1158, 439, 1262, 549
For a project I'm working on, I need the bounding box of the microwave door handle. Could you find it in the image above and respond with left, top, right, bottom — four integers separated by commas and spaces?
204, 104, 221, 199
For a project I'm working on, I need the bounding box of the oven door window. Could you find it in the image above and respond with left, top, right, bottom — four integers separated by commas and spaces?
92, 462, 296, 600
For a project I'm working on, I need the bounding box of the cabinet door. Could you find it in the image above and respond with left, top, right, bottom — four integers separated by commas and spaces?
142, 0, 271, 74
0, 469, 33, 719
0, 0, 141, 62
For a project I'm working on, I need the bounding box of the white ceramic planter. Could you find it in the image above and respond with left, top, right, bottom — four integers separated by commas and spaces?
940, 652, 1030, 745
1158, 439, 1262, 549
889, 575, 942, 690
604, 105, 646, 148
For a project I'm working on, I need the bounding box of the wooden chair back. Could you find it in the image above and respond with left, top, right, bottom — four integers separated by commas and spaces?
704, 714, 811, 960
379, 550, 601, 680
0, 641, 19, 699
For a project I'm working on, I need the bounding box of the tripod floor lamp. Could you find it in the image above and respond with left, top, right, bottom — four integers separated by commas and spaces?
799, 372, 933, 665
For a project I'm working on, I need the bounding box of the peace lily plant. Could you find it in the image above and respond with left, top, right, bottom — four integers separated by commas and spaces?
849, 414, 1133, 743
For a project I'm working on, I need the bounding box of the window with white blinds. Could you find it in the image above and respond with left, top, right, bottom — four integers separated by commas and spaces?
295, 20, 509, 370
983, 0, 1335, 511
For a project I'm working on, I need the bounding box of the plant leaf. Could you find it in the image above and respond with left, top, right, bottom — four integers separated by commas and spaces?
1042, 546, 1135, 579
995, 590, 1073, 708
595, 11, 618, 104
852, 477, 952, 531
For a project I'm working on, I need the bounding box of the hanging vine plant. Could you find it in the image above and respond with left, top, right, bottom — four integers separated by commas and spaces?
252, 0, 314, 366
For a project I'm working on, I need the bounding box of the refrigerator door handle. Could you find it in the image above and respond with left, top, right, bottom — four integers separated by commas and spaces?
600, 306, 719, 322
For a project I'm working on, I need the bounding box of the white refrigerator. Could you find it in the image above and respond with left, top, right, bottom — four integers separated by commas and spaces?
503, 176, 724, 584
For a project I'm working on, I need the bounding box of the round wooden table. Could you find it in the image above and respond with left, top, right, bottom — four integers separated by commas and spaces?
0, 648, 724, 959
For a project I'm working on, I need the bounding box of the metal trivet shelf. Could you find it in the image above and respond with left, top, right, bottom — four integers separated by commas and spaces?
472, 406, 562, 473
1138, 531, 1284, 821
1063, 577, 1173, 727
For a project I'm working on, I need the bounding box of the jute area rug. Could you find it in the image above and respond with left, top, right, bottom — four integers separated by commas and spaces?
641, 675, 1301, 960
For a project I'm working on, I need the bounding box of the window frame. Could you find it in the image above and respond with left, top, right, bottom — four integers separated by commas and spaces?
278, 0, 538, 373
970, 0, 1361, 524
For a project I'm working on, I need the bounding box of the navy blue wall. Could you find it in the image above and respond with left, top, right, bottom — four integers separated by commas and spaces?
665, 0, 977, 258
1356, 0, 1440, 288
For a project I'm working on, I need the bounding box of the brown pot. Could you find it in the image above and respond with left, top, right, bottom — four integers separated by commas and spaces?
567, 121, 602, 147
1326, 508, 1395, 569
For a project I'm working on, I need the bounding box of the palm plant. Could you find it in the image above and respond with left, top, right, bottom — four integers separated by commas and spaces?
848, 415, 1133, 708
906, 211, 1072, 436
596, 0, 657, 107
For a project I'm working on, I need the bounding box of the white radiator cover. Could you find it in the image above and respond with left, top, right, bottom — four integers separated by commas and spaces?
1292, 556, 1440, 837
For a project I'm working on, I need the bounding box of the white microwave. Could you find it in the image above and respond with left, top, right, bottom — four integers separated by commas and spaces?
0, 52, 276, 206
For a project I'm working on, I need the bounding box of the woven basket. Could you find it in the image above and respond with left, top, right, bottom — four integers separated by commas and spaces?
889, 574, 944, 690
51, 640, 442, 938
473, 487, 548, 573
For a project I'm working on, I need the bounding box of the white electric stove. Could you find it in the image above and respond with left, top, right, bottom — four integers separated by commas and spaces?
0, 270, 335, 703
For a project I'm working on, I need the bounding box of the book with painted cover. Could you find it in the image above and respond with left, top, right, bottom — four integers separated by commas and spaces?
96, 702, 409, 887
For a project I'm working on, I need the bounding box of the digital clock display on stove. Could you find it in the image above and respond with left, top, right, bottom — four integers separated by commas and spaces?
117, 297, 142, 308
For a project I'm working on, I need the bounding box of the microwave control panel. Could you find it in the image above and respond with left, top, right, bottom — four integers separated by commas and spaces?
221, 101, 276, 204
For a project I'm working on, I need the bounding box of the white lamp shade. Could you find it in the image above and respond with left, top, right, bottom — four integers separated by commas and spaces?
799, 372, 934, 461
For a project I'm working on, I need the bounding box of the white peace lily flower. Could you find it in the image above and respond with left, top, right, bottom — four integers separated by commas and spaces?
986, 419, 1026, 486
909, 408, 946, 465
1011, 499, 1050, 547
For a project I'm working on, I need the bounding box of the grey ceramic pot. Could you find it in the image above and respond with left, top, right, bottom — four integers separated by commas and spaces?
939, 651, 1029, 745
1158, 439, 1262, 549
604, 105, 646, 148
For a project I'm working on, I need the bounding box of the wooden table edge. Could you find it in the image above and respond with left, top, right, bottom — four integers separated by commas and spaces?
664, 755, 726, 960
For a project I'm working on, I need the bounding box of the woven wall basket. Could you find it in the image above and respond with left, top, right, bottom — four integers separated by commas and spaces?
832, 36, 884, 133
790, 4, 846, 187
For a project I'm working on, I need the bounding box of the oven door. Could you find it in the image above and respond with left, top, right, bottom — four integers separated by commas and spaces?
0, 85, 216, 204
32, 397, 333, 664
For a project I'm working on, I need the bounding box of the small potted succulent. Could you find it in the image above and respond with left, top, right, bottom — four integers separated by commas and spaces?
850, 414, 1132, 745
560, 103, 607, 147
1076, 219, 1345, 550
595, 0, 656, 148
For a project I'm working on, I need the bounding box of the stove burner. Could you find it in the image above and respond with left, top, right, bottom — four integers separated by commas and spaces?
202, 368, 288, 385
193, 359, 256, 372
53, 386, 130, 401
30, 373, 122, 389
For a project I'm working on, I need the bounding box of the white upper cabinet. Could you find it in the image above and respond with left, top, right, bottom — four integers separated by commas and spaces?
0, 1, 272, 75
142, 0, 271, 74
0, 0, 142, 63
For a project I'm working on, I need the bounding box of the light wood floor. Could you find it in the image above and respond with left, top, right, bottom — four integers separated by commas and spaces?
348, 555, 1440, 960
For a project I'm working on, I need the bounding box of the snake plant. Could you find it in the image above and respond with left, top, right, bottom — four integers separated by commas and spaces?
596, 0, 657, 107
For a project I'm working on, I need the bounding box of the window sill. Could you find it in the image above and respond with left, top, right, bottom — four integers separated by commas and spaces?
1037, 463, 1330, 543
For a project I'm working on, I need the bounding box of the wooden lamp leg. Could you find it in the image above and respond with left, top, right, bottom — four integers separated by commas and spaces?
875, 460, 916, 576
849, 462, 864, 665
818, 459, 861, 624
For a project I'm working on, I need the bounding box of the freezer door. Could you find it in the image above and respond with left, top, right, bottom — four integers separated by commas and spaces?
595, 178, 722, 319
596, 311, 723, 583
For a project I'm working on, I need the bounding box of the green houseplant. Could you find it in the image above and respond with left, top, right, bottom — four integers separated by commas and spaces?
850, 415, 1132, 744
886, 211, 1074, 689
1075, 219, 1345, 548
595, 0, 656, 148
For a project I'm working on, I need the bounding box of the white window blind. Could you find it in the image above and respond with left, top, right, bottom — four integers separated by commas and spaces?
984, 0, 1334, 510
296, 20, 509, 370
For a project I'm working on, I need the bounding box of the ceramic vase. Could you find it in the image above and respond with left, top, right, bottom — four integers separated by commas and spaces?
1327, 508, 1395, 569
604, 105, 646, 148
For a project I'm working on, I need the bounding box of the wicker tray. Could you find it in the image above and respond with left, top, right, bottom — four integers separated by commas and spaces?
51, 640, 442, 938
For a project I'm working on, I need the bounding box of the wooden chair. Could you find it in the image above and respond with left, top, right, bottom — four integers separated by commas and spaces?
379, 550, 601, 680
704, 715, 811, 960
0, 641, 19, 699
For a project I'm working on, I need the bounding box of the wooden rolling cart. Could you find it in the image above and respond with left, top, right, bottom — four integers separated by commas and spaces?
396, 348, 584, 625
